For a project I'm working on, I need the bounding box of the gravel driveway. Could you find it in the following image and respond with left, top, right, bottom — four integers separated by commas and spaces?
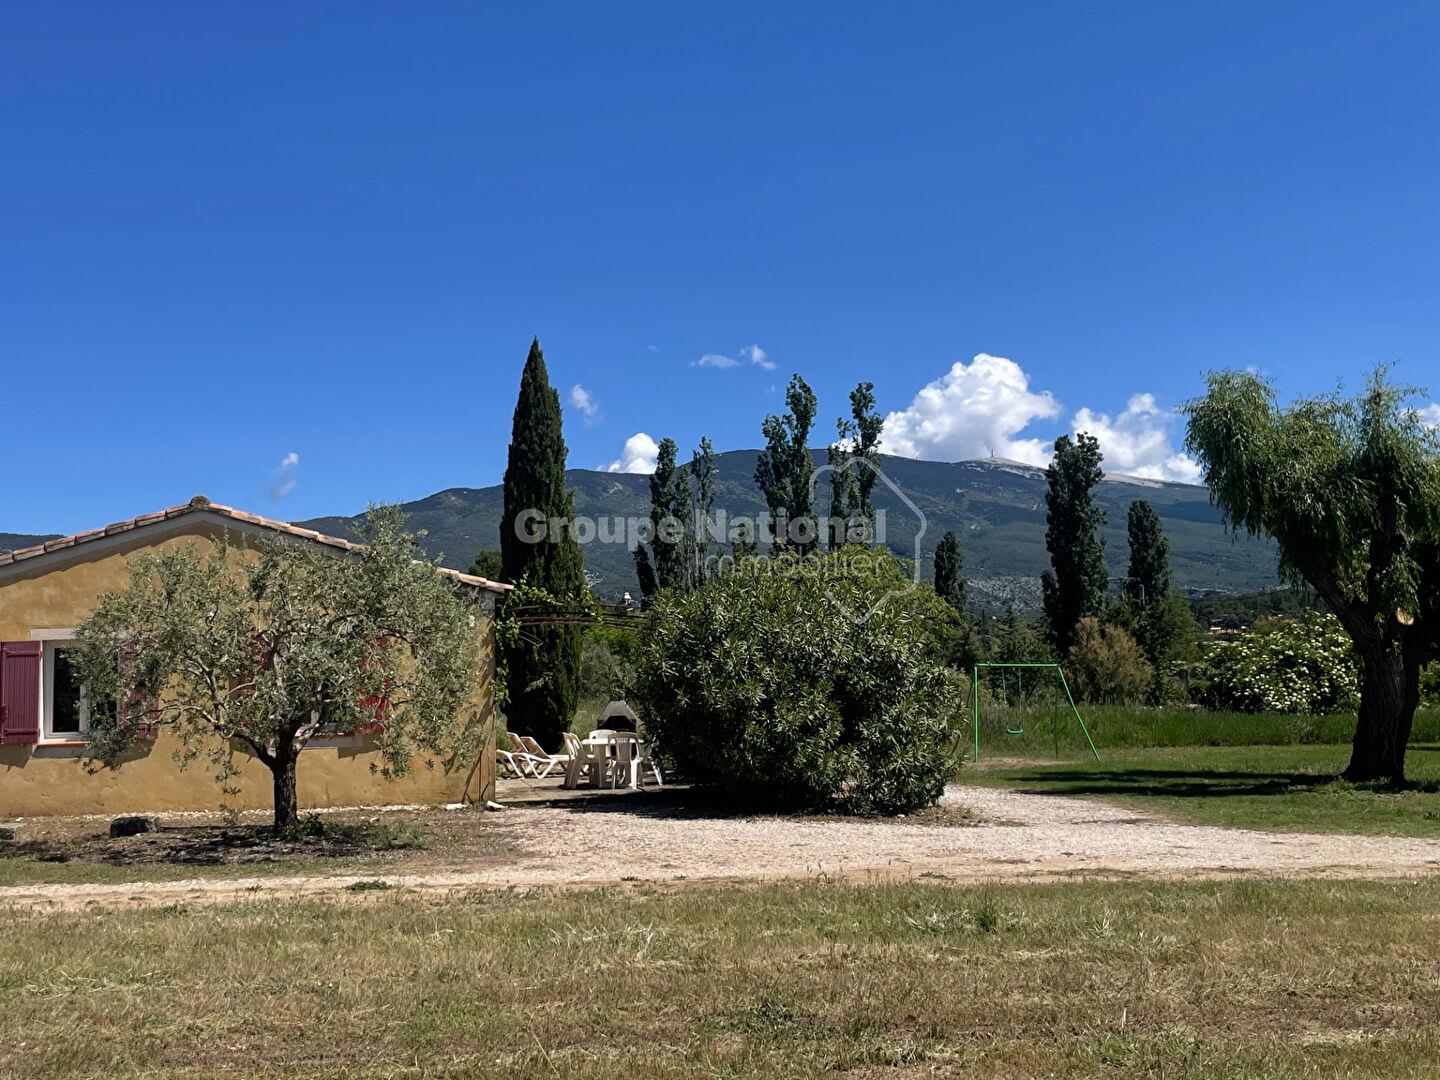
4, 784, 1439, 911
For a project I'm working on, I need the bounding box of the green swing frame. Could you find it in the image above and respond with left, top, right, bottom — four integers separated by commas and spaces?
970, 662, 1100, 764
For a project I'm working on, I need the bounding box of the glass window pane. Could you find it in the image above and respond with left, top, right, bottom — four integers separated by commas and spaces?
51, 649, 84, 735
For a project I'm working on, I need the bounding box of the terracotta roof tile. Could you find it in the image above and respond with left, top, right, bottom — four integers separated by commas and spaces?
0, 495, 510, 593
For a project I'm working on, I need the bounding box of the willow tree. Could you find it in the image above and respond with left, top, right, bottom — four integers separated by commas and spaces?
1185, 368, 1440, 782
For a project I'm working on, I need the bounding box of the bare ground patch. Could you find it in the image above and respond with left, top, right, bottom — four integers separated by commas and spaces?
2, 784, 1440, 912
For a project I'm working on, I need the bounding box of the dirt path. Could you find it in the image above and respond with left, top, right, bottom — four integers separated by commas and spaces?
5, 785, 1440, 912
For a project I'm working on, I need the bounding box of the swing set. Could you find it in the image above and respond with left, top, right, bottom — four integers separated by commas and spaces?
969, 662, 1100, 764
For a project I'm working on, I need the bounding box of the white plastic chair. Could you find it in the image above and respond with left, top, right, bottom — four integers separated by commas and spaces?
561, 732, 592, 788
610, 733, 638, 789
570, 732, 612, 788
635, 740, 664, 788
607, 732, 663, 789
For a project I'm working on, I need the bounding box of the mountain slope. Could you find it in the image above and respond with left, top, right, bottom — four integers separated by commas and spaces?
0, 532, 58, 553
298, 452, 1277, 608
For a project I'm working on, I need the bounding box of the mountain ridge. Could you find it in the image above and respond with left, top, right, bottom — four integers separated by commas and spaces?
3, 454, 1274, 611
298, 451, 1277, 609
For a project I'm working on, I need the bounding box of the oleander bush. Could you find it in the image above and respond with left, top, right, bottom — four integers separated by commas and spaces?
632, 548, 960, 814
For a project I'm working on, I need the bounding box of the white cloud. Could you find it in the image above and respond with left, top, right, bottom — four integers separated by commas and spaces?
602, 432, 660, 474
1072, 394, 1202, 484
694, 343, 775, 370
1418, 403, 1440, 429
694, 352, 740, 369
270, 451, 300, 500
880, 353, 1061, 466
881, 352, 1201, 484
742, 343, 776, 370
569, 384, 599, 422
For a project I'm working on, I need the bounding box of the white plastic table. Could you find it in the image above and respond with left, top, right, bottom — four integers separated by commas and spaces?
567, 734, 642, 789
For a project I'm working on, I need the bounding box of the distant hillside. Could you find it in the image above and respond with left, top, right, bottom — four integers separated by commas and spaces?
1188, 586, 1319, 630
298, 452, 1278, 609
0, 532, 57, 554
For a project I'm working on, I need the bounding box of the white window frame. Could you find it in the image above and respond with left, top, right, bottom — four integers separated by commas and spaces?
29, 630, 91, 744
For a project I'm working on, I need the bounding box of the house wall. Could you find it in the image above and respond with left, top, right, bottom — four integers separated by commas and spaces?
0, 522, 497, 816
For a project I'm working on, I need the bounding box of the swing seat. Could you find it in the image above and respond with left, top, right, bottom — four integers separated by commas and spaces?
1005, 724, 1025, 735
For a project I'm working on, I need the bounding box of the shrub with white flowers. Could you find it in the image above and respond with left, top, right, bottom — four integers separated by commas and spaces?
1200, 612, 1359, 714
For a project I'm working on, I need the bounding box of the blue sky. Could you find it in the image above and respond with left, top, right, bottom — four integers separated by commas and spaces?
2, 2, 1437, 534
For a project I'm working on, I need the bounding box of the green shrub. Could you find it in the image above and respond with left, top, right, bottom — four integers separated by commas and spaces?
632, 549, 960, 815
1200, 612, 1359, 714
1065, 618, 1153, 704
1421, 662, 1440, 708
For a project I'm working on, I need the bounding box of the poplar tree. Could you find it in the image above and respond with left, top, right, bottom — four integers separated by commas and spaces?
689, 437, 718, 584
826, 427, 854, 550
498, 338, 584, 749
826, 382, 885, 548
1041, 433, 1108, 657
755, 375, 818, 553
847, 381, 884, 522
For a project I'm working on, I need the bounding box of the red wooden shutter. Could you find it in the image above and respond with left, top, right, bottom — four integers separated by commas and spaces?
356, 635, 390, 734
0, 641, 42, 746
117, 643, 161, 739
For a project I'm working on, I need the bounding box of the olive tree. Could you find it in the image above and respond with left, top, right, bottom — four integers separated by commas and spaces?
72, 506, 488, 827
1185, 368, 1440, 782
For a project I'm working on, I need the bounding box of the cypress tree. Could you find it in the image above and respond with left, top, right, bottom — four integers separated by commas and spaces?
1041, 432, 1107, 657
1125, 500, 1171, 625
633, 434, 717, 594
632, 545, 658, 602
467, 549, 503, 582
498, 338, 584, 749
933, 529, 979, 669
994, 604, 1040, 665
1126, 499, 1180, 700
648, 438, 690, 591
933, 530, 967, 614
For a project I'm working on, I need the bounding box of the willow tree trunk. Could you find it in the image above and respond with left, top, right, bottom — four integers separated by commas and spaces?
1344, 645, 1421, 784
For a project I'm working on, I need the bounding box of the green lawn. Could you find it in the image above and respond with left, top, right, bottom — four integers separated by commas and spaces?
2, 878, 1439, 1078
972, 702, 1440, 753
968, 742, 1440, 836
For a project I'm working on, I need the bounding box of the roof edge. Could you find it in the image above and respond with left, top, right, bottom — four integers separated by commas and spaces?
0, 495, 511, 594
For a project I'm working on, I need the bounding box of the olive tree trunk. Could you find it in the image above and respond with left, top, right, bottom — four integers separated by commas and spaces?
270, 728, 300, 829
1344, 644, 1421, 784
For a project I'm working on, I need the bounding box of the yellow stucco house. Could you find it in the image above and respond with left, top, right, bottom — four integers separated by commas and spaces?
0, 496, 507, 817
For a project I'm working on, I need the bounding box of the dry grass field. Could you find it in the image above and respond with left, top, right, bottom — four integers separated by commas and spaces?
2, 877, 1438, 1077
